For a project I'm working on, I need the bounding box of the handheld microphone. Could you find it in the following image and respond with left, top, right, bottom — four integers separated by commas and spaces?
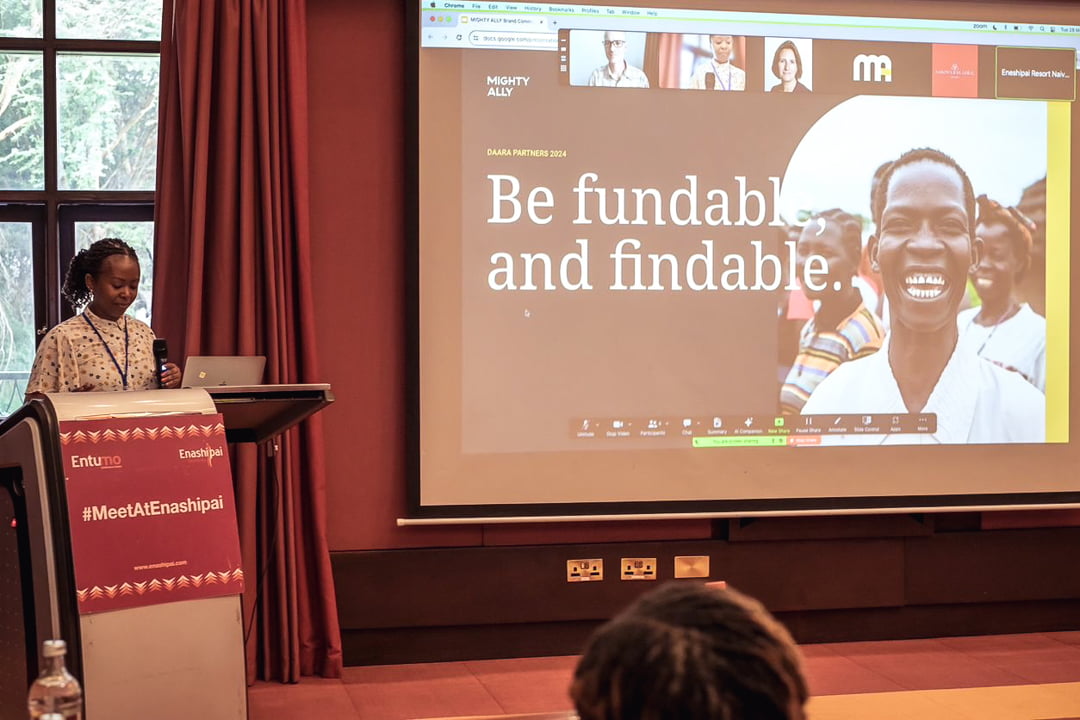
153, 339, 168, 388
705, 72, 716, 90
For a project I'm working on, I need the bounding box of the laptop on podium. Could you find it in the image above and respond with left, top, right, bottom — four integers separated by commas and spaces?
181, 356, 266, 388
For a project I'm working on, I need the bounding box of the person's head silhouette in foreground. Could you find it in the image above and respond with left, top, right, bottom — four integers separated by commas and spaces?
571, 582, 808, 720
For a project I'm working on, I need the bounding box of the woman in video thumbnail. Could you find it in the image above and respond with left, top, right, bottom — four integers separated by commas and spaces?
801, 148, 1044, 444
769, 40, 810, 93
780, 209, 885, 414
25, 238, 182, 397
689, 35, 746, 91
956, 195, 1046, 392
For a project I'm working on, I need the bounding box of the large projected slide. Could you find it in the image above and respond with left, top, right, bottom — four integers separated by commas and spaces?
415, 0, 1080, 517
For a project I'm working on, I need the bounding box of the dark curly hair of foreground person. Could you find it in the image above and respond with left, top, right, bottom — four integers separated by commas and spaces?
571, 582, 808, 720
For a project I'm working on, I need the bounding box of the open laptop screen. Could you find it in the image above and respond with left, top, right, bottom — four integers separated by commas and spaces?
181, 356, 266, 388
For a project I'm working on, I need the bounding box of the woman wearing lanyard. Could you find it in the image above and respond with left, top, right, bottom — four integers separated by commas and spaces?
689, 34, 746, 91
25, 238, 181, 398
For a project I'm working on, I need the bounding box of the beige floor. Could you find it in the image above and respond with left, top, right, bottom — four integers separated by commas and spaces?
411, 685, 1080, 720
808, 682, 1080, 720
250, 632, 1080, 720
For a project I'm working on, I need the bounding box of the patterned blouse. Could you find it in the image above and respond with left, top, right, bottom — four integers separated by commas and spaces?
25, 309, 160, 395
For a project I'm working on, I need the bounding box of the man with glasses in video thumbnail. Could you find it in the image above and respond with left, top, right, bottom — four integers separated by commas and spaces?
801, 148, 1044, 444
588, 31, 650, 88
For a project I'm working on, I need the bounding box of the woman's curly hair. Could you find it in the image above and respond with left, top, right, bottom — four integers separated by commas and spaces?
62, 238, 139, 310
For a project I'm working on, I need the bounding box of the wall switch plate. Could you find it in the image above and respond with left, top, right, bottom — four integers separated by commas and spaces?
674, 555, 710, 578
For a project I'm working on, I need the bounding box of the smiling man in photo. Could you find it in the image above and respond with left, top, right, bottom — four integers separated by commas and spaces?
801, 148, 1044, 444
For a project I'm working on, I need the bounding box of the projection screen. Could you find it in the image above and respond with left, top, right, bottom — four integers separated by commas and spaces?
411, 0, 1080, 520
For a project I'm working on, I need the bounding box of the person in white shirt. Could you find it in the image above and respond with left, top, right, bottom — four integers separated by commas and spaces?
956, 194, 1045, 392
587, 31, 650, 88
689, 35, 746, 91
802, 148, 1045, 444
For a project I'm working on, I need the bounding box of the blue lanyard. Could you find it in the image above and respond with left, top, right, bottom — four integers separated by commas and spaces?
83, 313, 129, 390
712, 61, 731, 90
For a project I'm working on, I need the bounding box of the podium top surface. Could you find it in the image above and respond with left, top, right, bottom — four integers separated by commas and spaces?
203, 384, 335, 443
198, 383, 330, 395
45, 388, 218, 421
37, 385, 333, 443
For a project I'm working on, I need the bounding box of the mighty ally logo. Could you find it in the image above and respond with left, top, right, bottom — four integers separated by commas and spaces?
486, 75, 530, 97
853, 53, 892, 83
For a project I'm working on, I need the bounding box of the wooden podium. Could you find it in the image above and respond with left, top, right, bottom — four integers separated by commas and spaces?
0, 384, 333, 720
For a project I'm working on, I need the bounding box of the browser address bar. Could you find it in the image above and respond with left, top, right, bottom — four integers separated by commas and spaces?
468, 30, 558, 50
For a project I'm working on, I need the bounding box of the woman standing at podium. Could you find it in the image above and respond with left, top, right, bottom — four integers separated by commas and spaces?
25, 238, 181, 398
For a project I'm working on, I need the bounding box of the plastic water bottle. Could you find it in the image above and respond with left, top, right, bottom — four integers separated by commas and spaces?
27, 640, 83, 719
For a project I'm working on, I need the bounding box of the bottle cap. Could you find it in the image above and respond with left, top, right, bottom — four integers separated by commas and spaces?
42, 639, 67, 658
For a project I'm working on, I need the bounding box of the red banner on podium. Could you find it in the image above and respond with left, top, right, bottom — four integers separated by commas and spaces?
59, 414, 243, 614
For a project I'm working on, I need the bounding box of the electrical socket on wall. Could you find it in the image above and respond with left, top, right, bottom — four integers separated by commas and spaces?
566, 558, 603, 582
620, 557, 657, 580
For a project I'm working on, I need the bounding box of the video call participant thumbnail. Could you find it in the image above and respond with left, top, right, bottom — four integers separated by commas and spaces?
801, 148, 1045, 444
689, 35, 746, 91
588, 31, 650, 88
957, 195, 1046, 392
770, 40, 810, 93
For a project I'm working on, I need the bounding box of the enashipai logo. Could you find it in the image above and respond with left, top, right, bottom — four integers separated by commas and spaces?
178, 444, 225, 467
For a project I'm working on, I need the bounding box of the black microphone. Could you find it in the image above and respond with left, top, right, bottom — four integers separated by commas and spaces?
153, 339, 168, 389
705, 72, 716, 90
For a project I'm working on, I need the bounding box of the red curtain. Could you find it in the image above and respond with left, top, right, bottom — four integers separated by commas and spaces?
152, 0, 342, 681
656, 34, 682, 89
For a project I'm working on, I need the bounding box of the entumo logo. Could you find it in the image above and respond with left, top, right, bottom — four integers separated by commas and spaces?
70, 454, 123, 470
178, 444, 225, 467
853, 53, 892, 82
